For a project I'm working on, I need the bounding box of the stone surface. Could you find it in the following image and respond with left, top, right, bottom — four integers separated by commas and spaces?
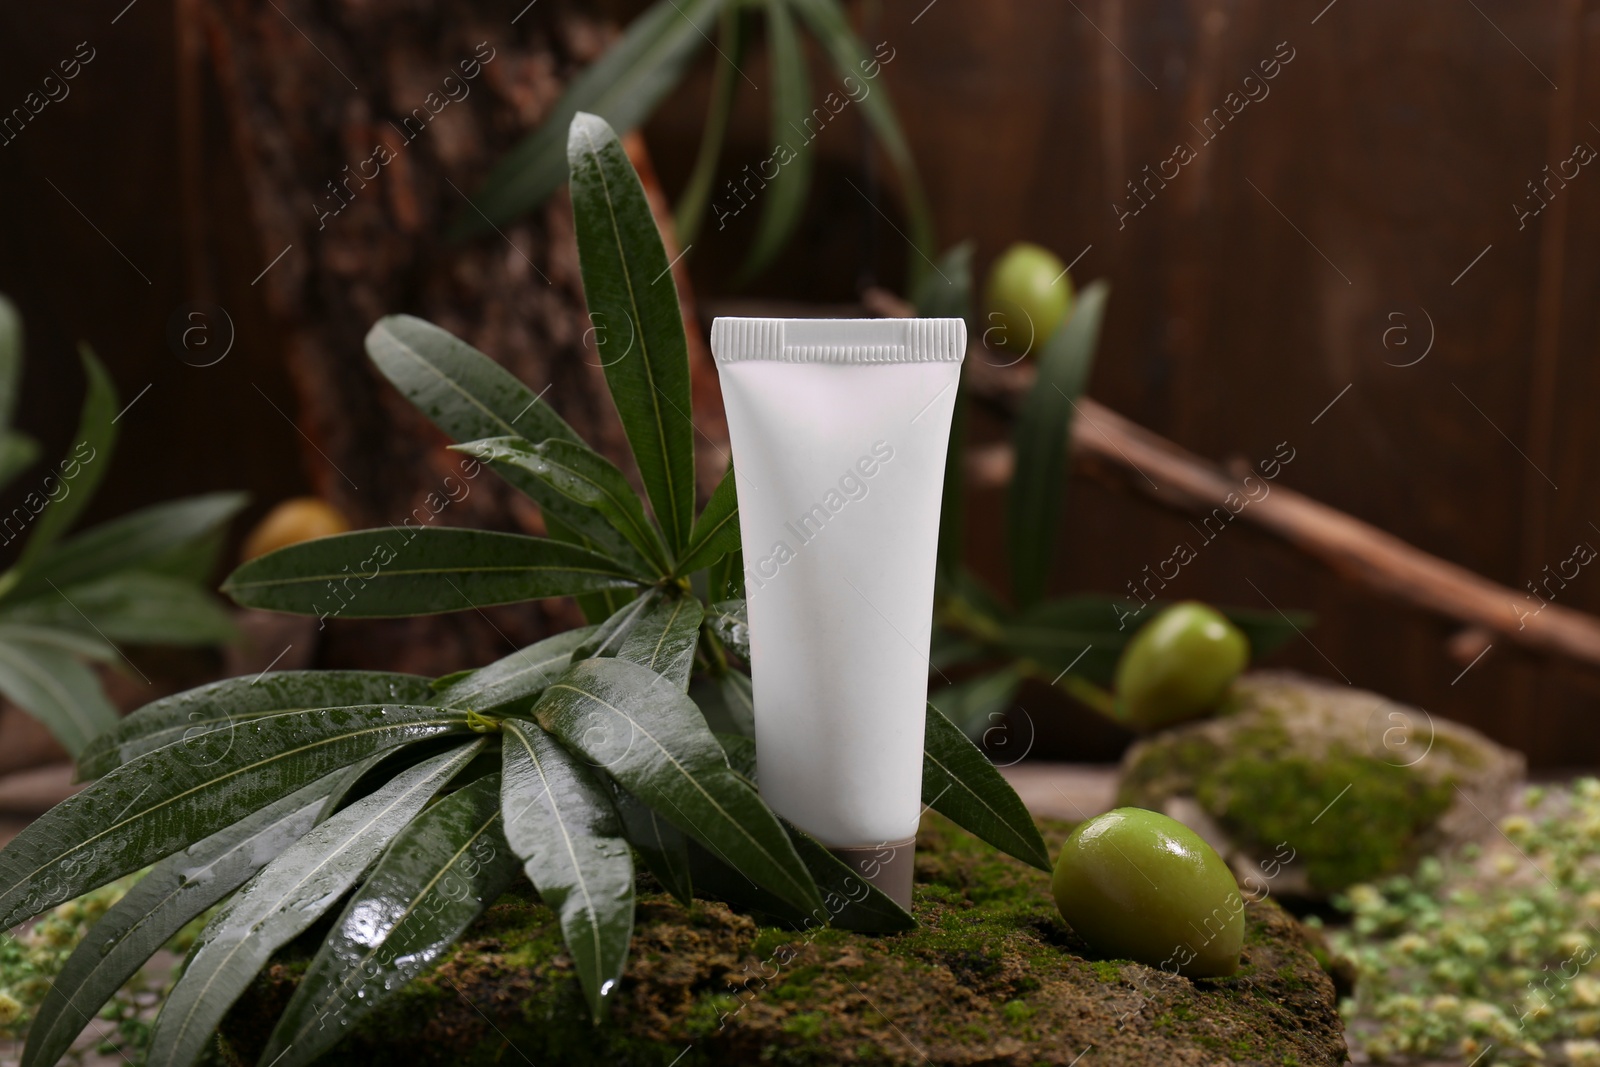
1117, 670, 1525, 895
214, 816, 1346, 1066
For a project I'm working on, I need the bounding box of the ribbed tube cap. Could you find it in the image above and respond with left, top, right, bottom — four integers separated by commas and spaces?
710, 317, 966, 365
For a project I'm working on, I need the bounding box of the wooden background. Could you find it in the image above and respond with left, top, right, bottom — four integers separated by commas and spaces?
2, 0, 1597, 766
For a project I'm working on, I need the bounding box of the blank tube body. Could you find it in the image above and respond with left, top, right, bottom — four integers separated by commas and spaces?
711, 317, 966, 850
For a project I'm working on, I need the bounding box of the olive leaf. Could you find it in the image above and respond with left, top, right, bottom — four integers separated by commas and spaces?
453, 435, 670, 575
535, 657, 821, 914
12, 345, 117, 571
0, 704, 471, 930
20, 774, 345, 1067
149, 742, 483, 1067
611, 785, 693, 904
364, 316, 644, 569
76, 670, 436, 780
461, 0, 727, 233
258, 774, 519, 1067
0, 640, 118, 757
616, 594, 704, 691
706, 598, 750, 660
430, 626, 595, 715
502, 722, 634, 1016
1, 492, 248, 603
739, 0, 814, 278
1007, 280, 1108, 606
568, 112, 697, 555
675, 465, 740, 577
222, 527, 642, 617
922, 702, 1050, 872
573, 585, 666, 659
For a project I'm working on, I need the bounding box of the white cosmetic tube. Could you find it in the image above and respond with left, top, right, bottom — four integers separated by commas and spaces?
710, 317, 966, 907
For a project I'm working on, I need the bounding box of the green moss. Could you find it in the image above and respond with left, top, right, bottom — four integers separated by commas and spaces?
216, 816, 1345, 1066
1195, 750, 1453, 890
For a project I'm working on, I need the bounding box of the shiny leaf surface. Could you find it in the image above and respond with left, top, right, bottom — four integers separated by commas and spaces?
675, 465, 739, 576
77, 671, 435, 781
706, 598, 749, 660
572, 586, 665, 659
0, 703, 471, 930
259, 773, 518, 1067
455, 436, 668, 575
568, 112, 697, 554
364, 316, 643, 564
616, 594, 703, 691
535, 657, 820, 914
149, 742, 483, 1067
20, 775, 343, 1067
430, 627, 594, 715
502, 722, 633, 1016
922, 703, 1050, 872
222, 527, 640, 617
611, 785, 692, 904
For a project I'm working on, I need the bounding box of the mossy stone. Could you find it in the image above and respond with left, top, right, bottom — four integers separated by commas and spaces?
1117, 670, 1524, 895
213, 815, 1345, 1066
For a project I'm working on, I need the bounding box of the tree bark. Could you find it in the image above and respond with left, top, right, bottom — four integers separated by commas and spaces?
195, 0, 717, 674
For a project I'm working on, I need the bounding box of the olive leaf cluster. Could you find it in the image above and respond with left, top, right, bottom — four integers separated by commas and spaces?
911, 248, 1308, 736
459, 0, 932, 281
0, 298, 240, 756
0, 113, 1045, 1067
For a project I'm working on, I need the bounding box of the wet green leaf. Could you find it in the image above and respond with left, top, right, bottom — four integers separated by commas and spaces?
259, 773, 518, 1067
430, 626, 594, 715
693, 670, 755, 736
222, 527, 641, 617
922, 702, 1049, 871
502, 722, 633, 1016
1007, 280, 1108, 606
20, 774, 345, 1067
149, 742, 483, 1067
611, 785, 692, 904
455, 436, 669, 575
675, 465, 739, 576
536, 656, 820, 914
616, 594, 703, 691
568, 112, 697, 555
76, 671, 436, 781
364, 316, 644, 566
706, 598, 749, 660
0, 703, 472, 930
572, 586, 666, 660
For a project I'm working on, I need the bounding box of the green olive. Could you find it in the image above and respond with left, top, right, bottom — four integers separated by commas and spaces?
1113, 601, 1249, 731
1052, 807, 1244, 978
983, 242, 1073, 355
